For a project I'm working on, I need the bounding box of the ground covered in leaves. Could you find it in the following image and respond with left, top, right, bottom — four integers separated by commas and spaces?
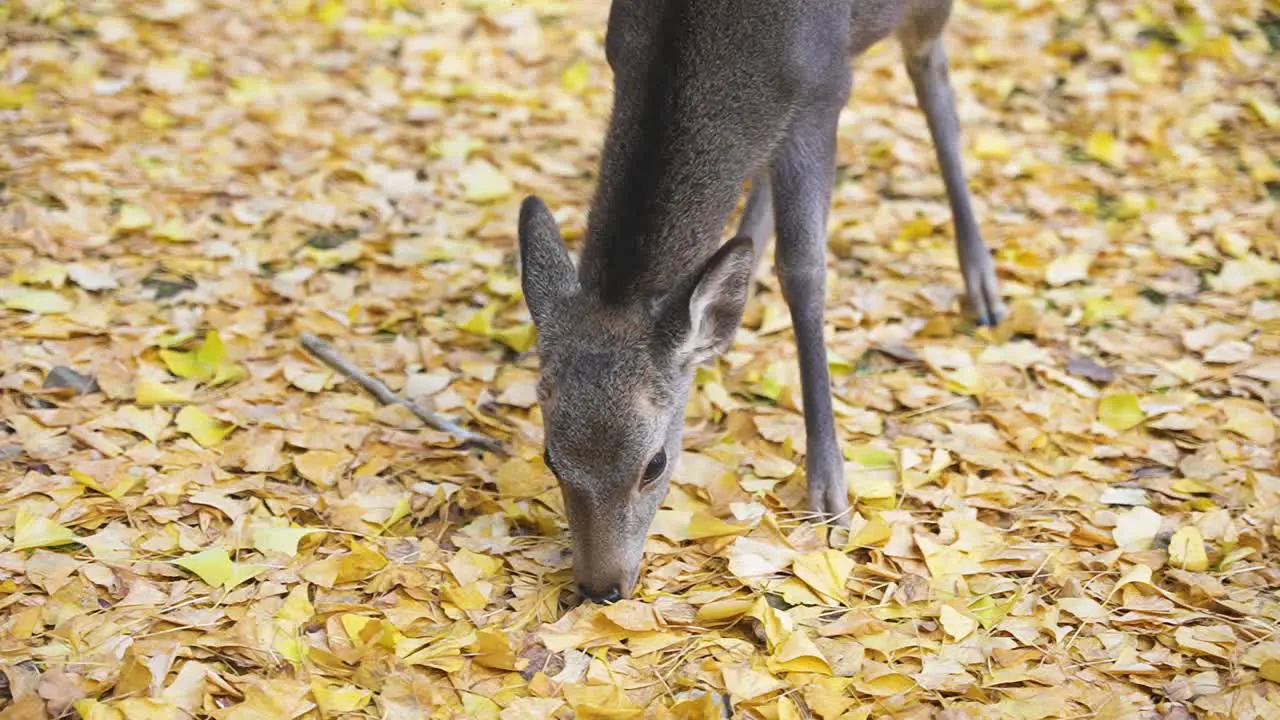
2, 0, 1280, 718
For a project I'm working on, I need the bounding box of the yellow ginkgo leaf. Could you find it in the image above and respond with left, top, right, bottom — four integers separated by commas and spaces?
0, 84, 36, 109
768, 630, 833, 675
560, 58, 590, 93
458, 302, 499, 337
174, 547, 265, 590
1098, 393, 1145, 431
73, 700, 124, 720
195, 329, 228, 366
140, 105, 175, 129
853, 672, 916, 697
252, 526, 323, 556
117, 405, 173, 444
13, 506, 78, 551
115, 698, 181, 720
174, 547, 234, 587
161, 331, 244, 386
1246, 94, 1280, 128
3, 289, 73, 314
277, 584, 315, 623
175, 406, 235, 447
667, 693, 724, 720
459, 160, 513, 203
493, 323, 537, 353
316, 0, 345, 25
1045, 252, 1092, 287
293, 450, 348, 487
160, 348, 207, 380
152, 218, 194, 242
973, 131, 1011, 160
721, 665, 781, 701
310, 679, 372, 715
224, 561, 268, 591
1169, 526, 1209, 572
846, 513, 891, 549
940, 605, 977, 641
792, 549, 853, 604
1085, 129, 1125, 166
114, 204, 154, 233
70, 468, 138, 500
383, 494, 412, 530
1113, 506, 1162, 552
572, 706, 643, 720
687, 511, 747, 540
12, 261, 68, 287
135, 377, 191, 405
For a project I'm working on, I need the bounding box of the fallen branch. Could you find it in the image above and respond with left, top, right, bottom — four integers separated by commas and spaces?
298, 332, 507, 456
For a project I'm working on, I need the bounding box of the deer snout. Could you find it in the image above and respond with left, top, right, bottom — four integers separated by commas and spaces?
578, 583, 623, 605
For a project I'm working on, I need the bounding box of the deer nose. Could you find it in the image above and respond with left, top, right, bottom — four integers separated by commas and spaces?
579, 584, 622, 604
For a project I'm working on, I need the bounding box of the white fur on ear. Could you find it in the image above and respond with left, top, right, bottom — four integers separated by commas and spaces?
681, 236, 754, 366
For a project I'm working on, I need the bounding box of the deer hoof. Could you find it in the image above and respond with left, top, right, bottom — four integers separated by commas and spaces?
962, 257, 1006, 327
807, 479, 851, 529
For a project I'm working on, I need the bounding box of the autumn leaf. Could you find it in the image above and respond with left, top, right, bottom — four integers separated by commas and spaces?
792, 549, 853, 604
459, 160, 513, 202
939, 605, 977, 641
12, 506, 78, 551
159, 331, 246, 385
1085, 129, 1125, 166
252, 525, 324, 556
2, 1, 1276, 717
3, 289, 74, 314
1098, 392, 1145, 431
114, 204, 154, 233
134, 377, 192, 405
1112, 506, 1162, 552
173, 547, 265, 590
1168, 526, 1209, 572
1045, 252, 1093, 286
174, 406, 235, 447
310, 679, 372, 716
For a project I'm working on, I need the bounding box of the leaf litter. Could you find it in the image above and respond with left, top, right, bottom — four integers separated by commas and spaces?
1, 0, 1279, 719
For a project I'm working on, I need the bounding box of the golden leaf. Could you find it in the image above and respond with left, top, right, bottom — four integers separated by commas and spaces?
175, 406, 235, 447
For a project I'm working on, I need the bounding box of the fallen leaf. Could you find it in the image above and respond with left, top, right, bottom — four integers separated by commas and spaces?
1113, 507, 1162, 552
1045, 252, 1093, 286
460, 160, 513, 202
175, 406, 235, 447
1168, 526, 1208, 572
134, 378, 191, 405
1099, 393, 1145, 431
12, 505, 78, 551
174, 547, 264, 590
939, 605, 976, 641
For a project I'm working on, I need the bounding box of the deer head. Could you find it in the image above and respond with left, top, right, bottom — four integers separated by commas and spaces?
517, 196, 754, 602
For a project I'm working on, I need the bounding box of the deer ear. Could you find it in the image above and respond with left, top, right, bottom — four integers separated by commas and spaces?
680, 236, 754, 366
518, 196, 578, 327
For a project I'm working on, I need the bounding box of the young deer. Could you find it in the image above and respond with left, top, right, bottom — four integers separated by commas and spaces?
518, 0, 1004, 603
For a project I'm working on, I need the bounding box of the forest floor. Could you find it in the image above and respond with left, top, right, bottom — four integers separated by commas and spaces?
2, 0, 1279, 719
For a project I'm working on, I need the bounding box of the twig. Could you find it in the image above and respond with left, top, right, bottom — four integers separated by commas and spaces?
298, 332, 507, 456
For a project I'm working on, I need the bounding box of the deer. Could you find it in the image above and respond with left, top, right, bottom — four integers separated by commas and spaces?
517, 0, 1004, 603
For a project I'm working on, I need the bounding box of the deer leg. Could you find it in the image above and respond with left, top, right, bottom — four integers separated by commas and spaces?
771, 89, 849, 528
736, 172, 774, 280
902, 29, 1005, 326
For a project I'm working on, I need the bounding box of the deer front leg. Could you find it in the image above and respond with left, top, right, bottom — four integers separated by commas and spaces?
771, 95, 849, 528
737, 173, 774, 281
903, 34, 1005, 326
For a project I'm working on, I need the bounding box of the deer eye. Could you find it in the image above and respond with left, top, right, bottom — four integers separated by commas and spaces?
642, 449, 667, 484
